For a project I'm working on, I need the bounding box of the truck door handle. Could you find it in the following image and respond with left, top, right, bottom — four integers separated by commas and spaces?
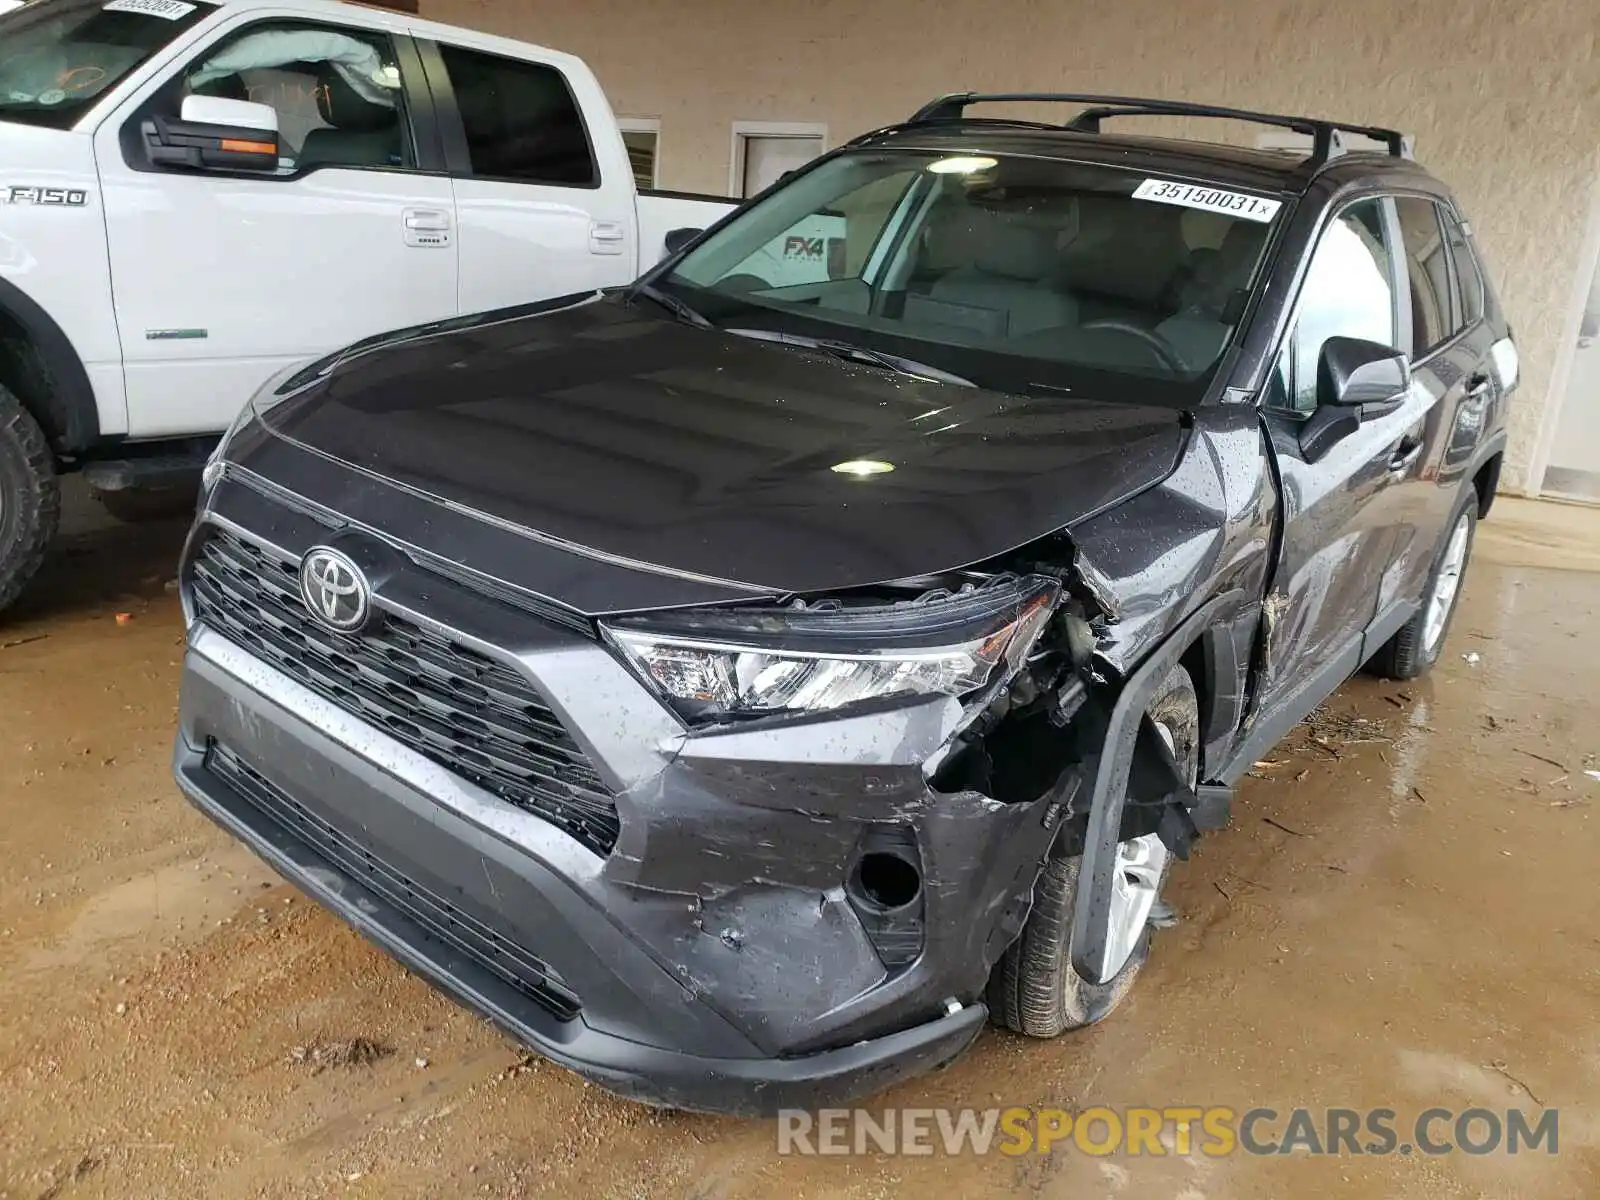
403, 208, 452, 247
1388, 437, 1424, 472
1464, 373, 1492, 402
589, 221, 626, 255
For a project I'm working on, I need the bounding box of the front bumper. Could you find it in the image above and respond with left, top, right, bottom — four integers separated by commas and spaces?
174, 622, 1057, 1113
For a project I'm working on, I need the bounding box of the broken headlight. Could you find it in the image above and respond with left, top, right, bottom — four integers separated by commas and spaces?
603, 577, 1059, 723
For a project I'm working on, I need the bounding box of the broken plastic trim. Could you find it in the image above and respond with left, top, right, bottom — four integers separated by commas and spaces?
1070, 591, 1241, 986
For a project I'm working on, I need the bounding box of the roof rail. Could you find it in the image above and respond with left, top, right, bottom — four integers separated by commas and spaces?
905, 93, 1412, 164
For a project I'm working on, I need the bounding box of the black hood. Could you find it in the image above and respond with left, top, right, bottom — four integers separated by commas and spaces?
252, 295, 1185, 598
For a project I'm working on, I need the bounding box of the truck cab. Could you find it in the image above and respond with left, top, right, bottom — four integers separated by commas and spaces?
0, 0, 729, 612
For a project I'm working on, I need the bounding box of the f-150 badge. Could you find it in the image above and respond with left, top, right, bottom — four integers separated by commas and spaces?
2, 187, 90, 206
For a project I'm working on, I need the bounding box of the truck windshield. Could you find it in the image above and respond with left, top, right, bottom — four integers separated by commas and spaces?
0, 0, 215, 131
660, 148, 1283, 404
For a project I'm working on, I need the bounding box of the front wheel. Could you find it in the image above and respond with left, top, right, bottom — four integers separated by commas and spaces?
1366, 497, 1478, 680
0, 383, 61, 616
989, 664, 1199, 1038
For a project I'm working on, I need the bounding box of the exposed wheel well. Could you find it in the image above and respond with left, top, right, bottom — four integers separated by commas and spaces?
0, 279, 100, 457
1472, 453, 1502, 518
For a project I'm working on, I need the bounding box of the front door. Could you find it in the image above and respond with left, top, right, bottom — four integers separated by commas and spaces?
94, 13, 457, 438
1255, 196, 1418, 708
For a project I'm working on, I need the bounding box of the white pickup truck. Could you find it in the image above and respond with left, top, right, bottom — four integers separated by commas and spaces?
0, 0, 732, 611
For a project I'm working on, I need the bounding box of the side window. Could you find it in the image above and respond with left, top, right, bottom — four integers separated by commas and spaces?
436, 46, 597, 187
1394, 196, 1455, 356
1441, 209, 1485, 328
176, 23, 413, 173
1279, 198, 1398, 412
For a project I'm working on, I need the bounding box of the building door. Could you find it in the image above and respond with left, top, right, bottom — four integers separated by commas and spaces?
1542, 247, 1600, 503
734, 125, 824, 197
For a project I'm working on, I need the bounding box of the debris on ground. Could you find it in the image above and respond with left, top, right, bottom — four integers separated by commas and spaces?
1287, 706, 1394, 759
114, 612, 134, 626
1462, 651, 1482, 665
1585, 770, 1600, 784
0, 634, 48, 650
285, 1038, 394, 1073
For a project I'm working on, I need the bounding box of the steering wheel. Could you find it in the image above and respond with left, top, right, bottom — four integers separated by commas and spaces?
1079, 318, 1186, 374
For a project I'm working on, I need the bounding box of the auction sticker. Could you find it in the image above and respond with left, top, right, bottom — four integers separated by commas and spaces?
1133, 178, 1282, 223
104, 0, 197, 18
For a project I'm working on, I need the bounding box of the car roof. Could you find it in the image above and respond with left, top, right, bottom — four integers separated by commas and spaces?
850, 123, 1444, 198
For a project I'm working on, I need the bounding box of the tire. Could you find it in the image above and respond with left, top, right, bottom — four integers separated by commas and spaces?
989, 664, 1200, 1038
1366, 495, 1478, 681
0, 383, 60, 616
92, 482, 198, 524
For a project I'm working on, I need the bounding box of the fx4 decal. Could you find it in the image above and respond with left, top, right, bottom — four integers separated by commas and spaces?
2, 187, 90, 207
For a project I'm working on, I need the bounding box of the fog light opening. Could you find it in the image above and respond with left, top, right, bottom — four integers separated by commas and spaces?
854, 852, 922, 912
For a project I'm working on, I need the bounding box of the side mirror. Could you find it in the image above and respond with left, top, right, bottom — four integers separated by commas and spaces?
1317, 336, 1410, 408
142, 96, 280, 173
663, 227, 702, 255
1299, 336, 1410, 463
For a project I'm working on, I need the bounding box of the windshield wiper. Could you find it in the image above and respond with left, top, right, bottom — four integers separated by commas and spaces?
726, 328, 976, 387
631, 281, 714, 329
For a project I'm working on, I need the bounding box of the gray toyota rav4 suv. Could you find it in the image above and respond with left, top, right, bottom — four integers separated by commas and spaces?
174, 94, 1514, 1114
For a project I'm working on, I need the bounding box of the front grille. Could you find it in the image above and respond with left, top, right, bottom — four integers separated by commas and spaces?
189, 526, 620, 855
207, 743, 581, 1022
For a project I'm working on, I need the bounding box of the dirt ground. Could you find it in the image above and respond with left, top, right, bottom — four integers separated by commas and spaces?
2, 487, 1597, 1200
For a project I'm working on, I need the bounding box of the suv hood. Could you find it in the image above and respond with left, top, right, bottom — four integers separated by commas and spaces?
252, 295, 1186, 598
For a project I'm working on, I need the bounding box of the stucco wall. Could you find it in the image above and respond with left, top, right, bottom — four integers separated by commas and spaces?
426, 0, 1600, 492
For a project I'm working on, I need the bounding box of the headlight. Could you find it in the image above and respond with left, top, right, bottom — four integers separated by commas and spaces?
604, 577, 1058, 723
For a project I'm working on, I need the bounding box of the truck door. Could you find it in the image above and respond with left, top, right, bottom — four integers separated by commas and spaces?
94, 14, 458, 439
1255, 197, 1428, 707
417, 39, 638, 317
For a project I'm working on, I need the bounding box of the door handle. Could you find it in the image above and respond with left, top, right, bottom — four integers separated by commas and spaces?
589, 220, 626, 255
404, 210, 451, 231
402, 208, 452, 248
1388, 437, 1424, 473
1464, 373, 1492, 403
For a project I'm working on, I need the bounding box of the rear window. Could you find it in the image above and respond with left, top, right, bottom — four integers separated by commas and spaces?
436, 44, 596, 188
0, 0, 215, 130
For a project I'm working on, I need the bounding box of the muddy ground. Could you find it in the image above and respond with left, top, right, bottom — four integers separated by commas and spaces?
1, 487, 1597, 1199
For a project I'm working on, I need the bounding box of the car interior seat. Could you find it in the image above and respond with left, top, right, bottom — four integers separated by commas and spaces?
299, 66, 401, 169
912, 206, 1078, 338
1154, 224, 1262, 371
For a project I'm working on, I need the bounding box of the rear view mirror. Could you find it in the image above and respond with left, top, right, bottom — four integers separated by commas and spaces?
1317, 336, 1410, 407
663, 227, 702, 255
142, 96, 280, 173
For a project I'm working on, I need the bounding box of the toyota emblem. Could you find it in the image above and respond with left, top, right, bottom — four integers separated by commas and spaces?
298, 546, 372, 633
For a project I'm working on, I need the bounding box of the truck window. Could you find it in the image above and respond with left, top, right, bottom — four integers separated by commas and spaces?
436, 45, 596, 188
0, 0, 215, 130
1284, 199, 1398, 412
1394, 196, 1454, 357
170, 22, 413, 172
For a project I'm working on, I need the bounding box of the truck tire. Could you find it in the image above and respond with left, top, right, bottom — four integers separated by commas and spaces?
1366, 495, 1478, 680
0, 383, 61, 615
989, 664, 1199, 1038
92, 482, 198, 524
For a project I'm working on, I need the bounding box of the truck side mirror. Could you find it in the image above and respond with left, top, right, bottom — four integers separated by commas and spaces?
663, 227, 702, 255
1299, 336, 1410, 462
142, 96, 281, 173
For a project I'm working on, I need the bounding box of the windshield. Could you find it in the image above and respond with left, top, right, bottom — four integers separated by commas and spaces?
660, 148, 1282, 403
0, 0, 215, 130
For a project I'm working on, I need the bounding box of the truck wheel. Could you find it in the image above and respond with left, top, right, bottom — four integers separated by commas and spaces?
91, 482, 198, 524
0, 384, 61, 616
989, 664, 1199, 1038
1366, 496, 1477, 681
